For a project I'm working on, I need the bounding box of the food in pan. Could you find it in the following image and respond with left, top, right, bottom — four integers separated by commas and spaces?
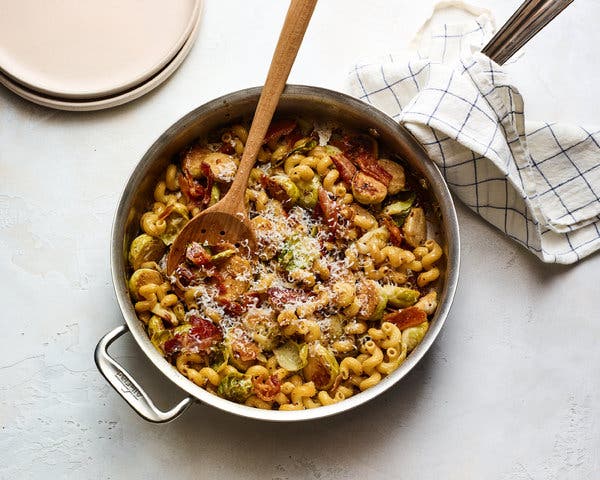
127, 118, 443, 410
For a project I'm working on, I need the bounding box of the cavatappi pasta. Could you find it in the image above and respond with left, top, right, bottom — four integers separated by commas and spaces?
127, 118, 444, 410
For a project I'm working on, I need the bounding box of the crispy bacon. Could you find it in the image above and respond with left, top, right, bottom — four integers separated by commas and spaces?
216, 293, 259, 317
200, 162, 215, 206
381, 214, 403, 246
252, 375, 281, 402
264, 119, 297, 144
178, 172, 205, 203
316, 188, 340, 237
173, 264, 196, 287
163, 316, 222, 356
219, 142, 235, 155
330, 154, 357, 186
330, 134, 391, 186
186, 242, 214, 268
383, 306, 427, 330
355, 154, 392, 186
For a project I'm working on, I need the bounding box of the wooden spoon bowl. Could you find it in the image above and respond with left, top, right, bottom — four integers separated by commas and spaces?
166, 0, 317, 274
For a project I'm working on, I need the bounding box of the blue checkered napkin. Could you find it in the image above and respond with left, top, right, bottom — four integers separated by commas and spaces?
347, 15, 600, 264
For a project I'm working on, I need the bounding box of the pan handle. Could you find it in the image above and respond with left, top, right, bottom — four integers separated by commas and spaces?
94, 324, 194, 423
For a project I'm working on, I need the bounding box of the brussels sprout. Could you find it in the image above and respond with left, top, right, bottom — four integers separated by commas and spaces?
351, 171, 387, 205
224, 331, 259, 371
402, 321, 429, 353
294, 175, 321, 209
202, 152, 239, 183
209, 184, 220, 206
356, 279, 387, 321
242, 308, 281, 352
148, 315, 165, 337
159, 203, 189, 246
270, 174, 300, 203
182, 146, 210, 178
357, 226, 389, 247
403, 207, 427, 248
128, 268, 163, 301
217, 373, 253, 403
302, 342, 340, 390
277, 235, 319, 272
378, 159, 406, 195
382, 285, 420, 308
210, 248, 236, 263
219, 255, 252, 301
128, 234, 166, 270
274, 341, 309, 371
285, 138, 318, 159
150, 330, 172, 354
382, 192, 416, 224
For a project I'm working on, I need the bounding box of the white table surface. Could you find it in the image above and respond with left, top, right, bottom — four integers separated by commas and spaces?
1, 1, 598, 478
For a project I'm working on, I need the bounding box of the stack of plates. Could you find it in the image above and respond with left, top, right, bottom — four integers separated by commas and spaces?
0, 0, 202, 111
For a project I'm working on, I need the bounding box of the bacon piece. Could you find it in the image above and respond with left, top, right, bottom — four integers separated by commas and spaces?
163, 317, 222, 357
185, 242, 214, 268
200, 162, 215, 206
252, 375, 281, 402
263, 119, 298, 144
178, 172, 205, 203
316, 188, 340, 236
331, 154, 357, 186
380, 214, 403, 246
219, 142, 235, 155
267, 287, 312, 311
189, 315, 223, 342
355, 153, 392, 186
383, 306, 427, 330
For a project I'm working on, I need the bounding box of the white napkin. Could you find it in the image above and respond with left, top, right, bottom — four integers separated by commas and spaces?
346, 9, 600, 264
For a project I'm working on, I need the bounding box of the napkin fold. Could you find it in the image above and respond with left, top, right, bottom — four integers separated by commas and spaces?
347, 8, 600, 264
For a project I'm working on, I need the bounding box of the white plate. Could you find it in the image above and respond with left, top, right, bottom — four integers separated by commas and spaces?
0, 0, 201, 99
0, 4, 202, 112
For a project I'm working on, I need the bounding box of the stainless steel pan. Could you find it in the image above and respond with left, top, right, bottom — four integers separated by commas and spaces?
95, 85, 460, 422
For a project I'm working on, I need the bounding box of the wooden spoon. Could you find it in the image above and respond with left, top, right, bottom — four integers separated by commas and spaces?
167, 0, 318, 274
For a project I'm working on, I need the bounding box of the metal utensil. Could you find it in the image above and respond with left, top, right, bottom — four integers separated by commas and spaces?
482, 0, 574, 65
166, 0, 317, 274
95, 85, 460, 422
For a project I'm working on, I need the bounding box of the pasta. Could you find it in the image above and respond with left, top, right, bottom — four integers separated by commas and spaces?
126, 118, 445, 409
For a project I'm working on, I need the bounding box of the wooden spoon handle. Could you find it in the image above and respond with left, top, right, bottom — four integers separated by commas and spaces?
226, 0, 318, 203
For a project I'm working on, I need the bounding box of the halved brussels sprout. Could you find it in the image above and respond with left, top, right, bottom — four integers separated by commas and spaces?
402, 322, 429, 353
274, 341, 309, 371
294, 175, 320, 209
351, 171, 387, 205
277, 235, 319, 272
159, 203, 189, 245
210, 249, 236, 263
378, 159, 406, 195
209, 184, 220, 206
356, 279, 387, 321
202, 152, 239, 183
128, 234, 166, 270
217, 373, 253, 403
285, 138, 318, 159
403, 207, 427, 248
182, 146, 210, 178
129, 268, 163, 301
270, 174, 300, 204
382, 285, 420, 308
302, 342, 340, 390
382, 192, 416, 223
242, 308, 281, 352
